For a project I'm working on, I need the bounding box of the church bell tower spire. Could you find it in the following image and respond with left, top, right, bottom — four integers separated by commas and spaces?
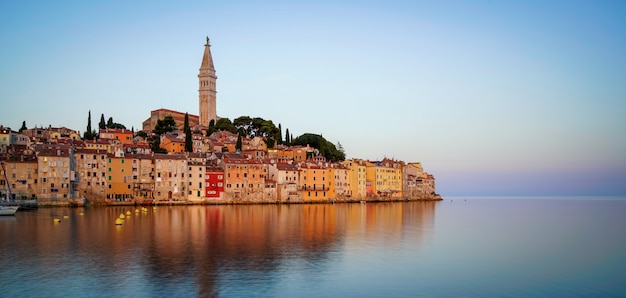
199, 36, 217, 127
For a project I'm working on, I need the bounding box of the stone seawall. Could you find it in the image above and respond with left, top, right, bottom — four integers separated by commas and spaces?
35, 195, 442, 207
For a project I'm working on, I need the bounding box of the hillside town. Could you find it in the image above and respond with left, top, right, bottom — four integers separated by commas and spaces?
0, 38, 440, 206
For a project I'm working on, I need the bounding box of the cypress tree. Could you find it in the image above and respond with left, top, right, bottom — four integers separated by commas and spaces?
99, 114, 106, 130
285, 128, 290, 145
236, 134, 242, 152
84, 110, 94, 140
19, 121, 27, 133
184, 112, 192, 152
278, 123, 283, 145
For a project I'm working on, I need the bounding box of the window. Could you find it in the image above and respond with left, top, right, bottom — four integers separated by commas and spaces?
108, 176, 112, 181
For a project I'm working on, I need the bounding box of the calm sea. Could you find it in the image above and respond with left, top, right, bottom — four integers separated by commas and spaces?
1, 197, 625, 297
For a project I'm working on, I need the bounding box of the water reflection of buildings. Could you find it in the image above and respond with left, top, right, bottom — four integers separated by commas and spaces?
7, 202, 437, 296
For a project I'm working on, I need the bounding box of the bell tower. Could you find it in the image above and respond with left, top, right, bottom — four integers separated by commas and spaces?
199, 36, 217, 127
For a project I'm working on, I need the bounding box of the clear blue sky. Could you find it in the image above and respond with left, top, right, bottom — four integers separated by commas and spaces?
1, 1, 625, 196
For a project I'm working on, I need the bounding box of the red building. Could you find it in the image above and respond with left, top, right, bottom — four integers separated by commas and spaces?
205, 166, 224, 198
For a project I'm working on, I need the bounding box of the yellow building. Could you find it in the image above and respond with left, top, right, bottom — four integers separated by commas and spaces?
106, 154, 133, 202
1, 154, 38, 200
366, 159, 403, 198
342, 159, 367, 199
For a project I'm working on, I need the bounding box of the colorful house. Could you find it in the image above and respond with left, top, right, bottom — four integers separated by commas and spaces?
205, 165, 224, 199
299, 163, 329, 202
106, 153, 133, 202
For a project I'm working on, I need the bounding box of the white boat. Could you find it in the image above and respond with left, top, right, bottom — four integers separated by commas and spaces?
0, 205, 19, 216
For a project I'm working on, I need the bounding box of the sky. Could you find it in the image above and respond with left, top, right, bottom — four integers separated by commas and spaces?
1, 1, 625, 196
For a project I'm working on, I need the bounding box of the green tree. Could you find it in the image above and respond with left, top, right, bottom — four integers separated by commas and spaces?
278, 123, 283, 145
19, 121, 27, 133
153, 116, 177, 135
236, 134, 242, 152
137, 131, 148, 139
106, 117, 114, 128
233, 116, 253, 136
150, 137, 168, 154
83, 111, 96, 140
213, 118, 237, 134
285, 128, 290, 145
184, 112, 193, 152
206, 119, 216, 136
291, 133, 346, 162
99, 114, 106, 130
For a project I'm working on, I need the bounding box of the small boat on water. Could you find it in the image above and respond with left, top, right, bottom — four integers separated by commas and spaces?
0, 206, 19, 216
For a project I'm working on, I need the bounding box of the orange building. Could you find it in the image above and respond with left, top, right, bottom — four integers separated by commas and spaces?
278, 146, 311, 162
223, 158, 267, 201
99, 128, 133, 144
161, 135, 186, 153
299, 163, 329, 202
106, 154, 133, 202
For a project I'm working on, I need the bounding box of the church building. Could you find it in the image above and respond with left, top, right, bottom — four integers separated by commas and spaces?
142, 37, 217, 132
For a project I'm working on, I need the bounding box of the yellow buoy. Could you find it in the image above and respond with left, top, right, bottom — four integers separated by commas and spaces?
135, 209, 140, 213
53, 218, 61, 223
63, 215, 69, 219
115, 218, 124, 225
79, 212, 84, 216
119, 213, 125, 219
126, 211, 131, 215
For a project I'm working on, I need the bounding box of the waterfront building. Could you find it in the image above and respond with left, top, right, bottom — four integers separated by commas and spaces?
1, 153, 38, 200
153, 153, 188, 201
205, 165, 224, 199
74, 149, 108, 202
106, 153, 133, 202
329, 163, 349, 199
36, 145, 75, 202
365, 159, 403, 198
342, 159, 367, 199
300, 163, 328, 202
187, 153, 207, 202
130, 154, 155, 203
223, 157, 267, 201
268, 162, 301, 202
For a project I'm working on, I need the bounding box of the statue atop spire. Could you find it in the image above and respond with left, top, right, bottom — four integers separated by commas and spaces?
206, 36, 210, 45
